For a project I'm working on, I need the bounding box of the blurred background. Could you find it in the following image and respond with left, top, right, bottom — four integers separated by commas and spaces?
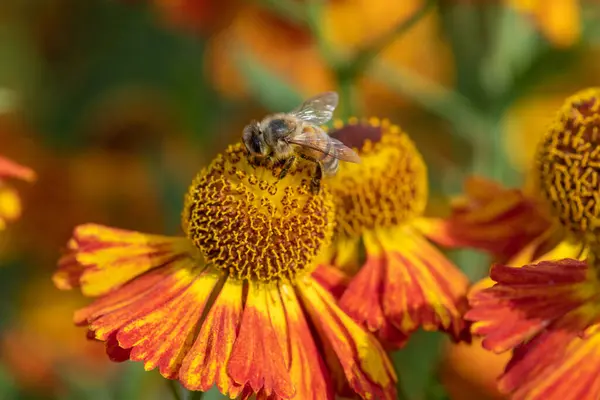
1, 0, 599, 399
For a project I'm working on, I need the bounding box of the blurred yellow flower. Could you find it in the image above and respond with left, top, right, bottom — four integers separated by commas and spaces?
508, 0, 580, 47
0, 155, 34, 230
206, 0, 452, 114
1, 279, 111, 394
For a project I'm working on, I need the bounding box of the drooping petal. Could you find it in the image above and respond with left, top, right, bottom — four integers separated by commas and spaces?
279, 282, 334, 399
341, 227, 469, 346
466, 259, 600, 353
415, 176, 553, 263
297, 277, 397, 400
499, 325, 600, 400
227, 281, 294, 399
76, 257, 223, 379
53, 224, 196, 296
180, 278, 244, 397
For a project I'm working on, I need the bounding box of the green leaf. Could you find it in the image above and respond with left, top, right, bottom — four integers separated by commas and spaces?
234, 49, 303, 112
393, 331, 445, 400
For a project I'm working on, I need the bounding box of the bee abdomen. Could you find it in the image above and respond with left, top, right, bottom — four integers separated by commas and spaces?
323, 156, 339, 177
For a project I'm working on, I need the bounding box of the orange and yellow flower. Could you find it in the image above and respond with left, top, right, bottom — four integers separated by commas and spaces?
0, 155, 35, 230
53, 143, 397, 399
465, 88, 600, 399
314, 117, 470, 349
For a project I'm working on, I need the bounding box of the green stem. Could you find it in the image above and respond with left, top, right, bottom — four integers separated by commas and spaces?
368, 61, 492, 149
167, 380, 182, 400
188, 390, 205, 400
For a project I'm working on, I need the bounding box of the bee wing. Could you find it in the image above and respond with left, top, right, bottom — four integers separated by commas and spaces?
289, 92, 339, 125
288, 128, 361, 163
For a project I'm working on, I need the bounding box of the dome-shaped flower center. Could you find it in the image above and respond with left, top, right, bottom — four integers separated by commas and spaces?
182, 143, 335, 282
536, 88, 600, 243
327, 117, 428, 237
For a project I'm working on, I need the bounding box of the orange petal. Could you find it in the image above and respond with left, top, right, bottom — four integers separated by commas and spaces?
311, 264, 350, 299
342, 227, 469, 345
338, 235, 386, 333
280, 282, 334, 399
227, 281, 294, 399
75, 258, 221, 380
499, 325, 600, 400
53, 224, 195, 296
0, 156, 35, 181
180, 278, 244, 396
415, 176, 552, 263
116, 267, 222, 379
466, 259, 598, 353
297, 277, 397, 400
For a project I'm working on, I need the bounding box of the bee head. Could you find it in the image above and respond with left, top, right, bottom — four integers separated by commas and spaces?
243, 121, 268, 157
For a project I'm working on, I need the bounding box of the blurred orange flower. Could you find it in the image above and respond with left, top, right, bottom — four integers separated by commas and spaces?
151, 0, 239, 33
508, 0, 580, 47
206, 0, 452, 114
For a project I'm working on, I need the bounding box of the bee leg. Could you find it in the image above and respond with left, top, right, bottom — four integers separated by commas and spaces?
278, 156, 296, 180
298, 154, 322, 194
310, 162, 323, 195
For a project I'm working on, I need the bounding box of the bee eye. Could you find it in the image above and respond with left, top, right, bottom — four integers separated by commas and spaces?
251, 135, 264, 154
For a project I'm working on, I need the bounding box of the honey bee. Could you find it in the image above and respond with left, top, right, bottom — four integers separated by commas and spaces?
242, 91, 361, 194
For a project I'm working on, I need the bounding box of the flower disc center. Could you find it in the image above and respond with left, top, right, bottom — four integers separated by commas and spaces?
536, 88, 600, 242
327, 118, 428, 237
182, 143, 335, 282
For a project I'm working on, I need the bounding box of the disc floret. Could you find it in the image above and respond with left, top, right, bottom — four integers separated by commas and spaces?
183, 143, 335, 282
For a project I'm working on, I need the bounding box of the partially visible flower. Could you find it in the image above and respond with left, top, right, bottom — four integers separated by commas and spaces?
54, 143, 397, 399
315, 117, 470, 349
466, 259, 600, 400
416, 175, 573, 266
508, 0, 581, 48
466, 88, 600, 399
0, 155, 35, 230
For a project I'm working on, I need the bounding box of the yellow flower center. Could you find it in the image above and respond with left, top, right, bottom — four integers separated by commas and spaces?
182, 143, 335, 282
536, 88, 600, 243
327, 117, 428, 237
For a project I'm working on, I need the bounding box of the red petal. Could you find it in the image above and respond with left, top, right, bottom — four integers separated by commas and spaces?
180, 278, 244, 397
227, 281, 294, 399
297, 278, 397, 400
